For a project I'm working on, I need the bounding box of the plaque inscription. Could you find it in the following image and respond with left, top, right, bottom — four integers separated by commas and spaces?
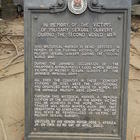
31, 11, 123, 135
25, 0, 131, 139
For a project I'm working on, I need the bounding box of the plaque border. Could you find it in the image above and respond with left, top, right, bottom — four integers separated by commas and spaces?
25, 8, 130, 140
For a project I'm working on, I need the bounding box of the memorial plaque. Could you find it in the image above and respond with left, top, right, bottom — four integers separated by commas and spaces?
24, 0, 131, 140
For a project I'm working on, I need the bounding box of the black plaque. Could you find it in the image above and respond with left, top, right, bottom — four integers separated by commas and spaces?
25, 0, 131, 140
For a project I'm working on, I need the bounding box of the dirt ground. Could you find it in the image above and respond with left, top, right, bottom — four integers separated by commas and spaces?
0, 18, 24, 140
0, 17, 140, 140
128, 17, 140, 140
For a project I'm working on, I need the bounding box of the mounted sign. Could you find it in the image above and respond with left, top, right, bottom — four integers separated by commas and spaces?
24, 0, 131, 140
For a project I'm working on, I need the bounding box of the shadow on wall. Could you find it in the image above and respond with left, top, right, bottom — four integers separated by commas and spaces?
132, 0, 140, 4
1, 0, 24, 19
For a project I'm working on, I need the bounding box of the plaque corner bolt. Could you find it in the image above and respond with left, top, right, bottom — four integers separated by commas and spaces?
118, 16, 122, 20
91, 0, 98, 6
57, 0, 64, 7
112, 129, 116, 134
33, 16, 38, 20
33, 128, 37, 131
89, 0, 105, 13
